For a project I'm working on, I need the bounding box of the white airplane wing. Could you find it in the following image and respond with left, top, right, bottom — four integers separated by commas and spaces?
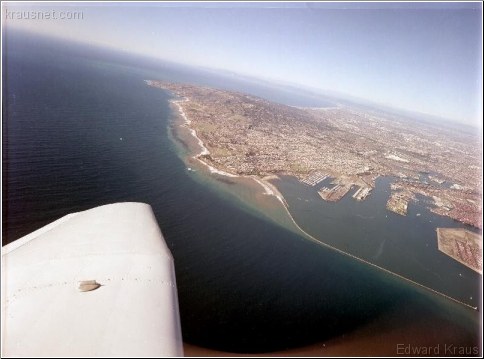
1, 202, 183, 357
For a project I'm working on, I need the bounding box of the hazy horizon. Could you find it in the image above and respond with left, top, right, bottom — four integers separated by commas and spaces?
2, 1, 482, 126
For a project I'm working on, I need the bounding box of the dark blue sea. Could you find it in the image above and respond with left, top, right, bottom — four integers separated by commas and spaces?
2, 31, 480, 354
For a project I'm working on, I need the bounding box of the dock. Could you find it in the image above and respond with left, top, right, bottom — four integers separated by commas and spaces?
436, 228, 482, 274
352, 186, 372, 201
318, 184, 353, 202
300, 172, 328, 186
386, 191, 412, 216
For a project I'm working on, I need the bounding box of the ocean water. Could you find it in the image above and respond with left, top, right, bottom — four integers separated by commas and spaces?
276, 176, 481, 308
2, 32, 480, 353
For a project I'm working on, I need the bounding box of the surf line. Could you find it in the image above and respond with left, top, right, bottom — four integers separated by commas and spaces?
171, 97, 286, 205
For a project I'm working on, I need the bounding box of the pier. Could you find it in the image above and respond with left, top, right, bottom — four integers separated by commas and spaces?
300, 172, 328, 186
437, 228, 482, 274
318, 184, 353, 202
352, 186, 372, 201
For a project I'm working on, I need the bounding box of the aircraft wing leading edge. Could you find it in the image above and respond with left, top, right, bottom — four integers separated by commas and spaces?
1, 202, 184, 357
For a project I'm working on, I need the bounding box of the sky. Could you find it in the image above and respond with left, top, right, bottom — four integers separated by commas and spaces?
2, 2, 483, 125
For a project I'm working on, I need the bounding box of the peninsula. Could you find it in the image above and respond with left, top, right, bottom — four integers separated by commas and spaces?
147, 80, 482, 229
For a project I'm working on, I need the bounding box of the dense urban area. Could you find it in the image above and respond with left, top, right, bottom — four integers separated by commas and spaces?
148, 81, 482, 230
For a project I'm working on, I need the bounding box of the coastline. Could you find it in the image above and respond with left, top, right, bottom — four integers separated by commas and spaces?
148, 80, 481, 230
172, 98, 283, 196
168, 95, 478, 312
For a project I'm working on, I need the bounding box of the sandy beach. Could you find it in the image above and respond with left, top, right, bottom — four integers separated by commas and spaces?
172, 98, 281, 190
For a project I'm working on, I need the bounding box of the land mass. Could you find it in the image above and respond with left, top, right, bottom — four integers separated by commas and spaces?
147, 80, 482, 228
437, 228, 482, 274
